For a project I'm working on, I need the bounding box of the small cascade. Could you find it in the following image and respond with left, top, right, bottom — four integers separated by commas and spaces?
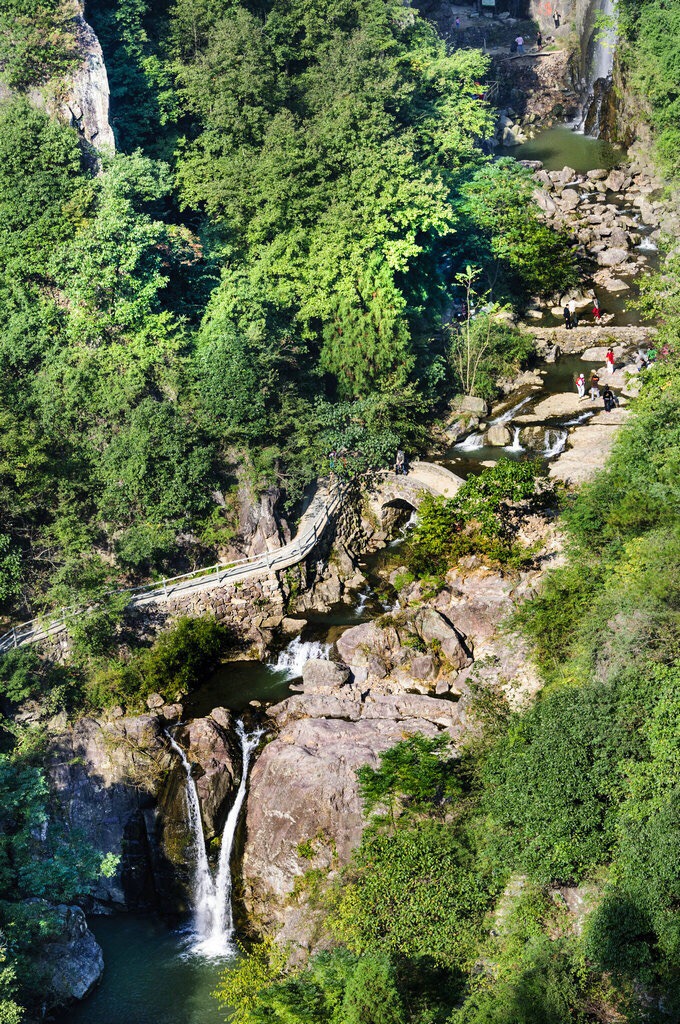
564, 411, 595, 426
504, 427, 524, 453
543, 429, 569, 458
196, 722, 264, 958
489, 396, 532, 426
269, 635, 332, 677
165, 733, 215, 940
167, 722, 263, 959
454, 432, 485, 452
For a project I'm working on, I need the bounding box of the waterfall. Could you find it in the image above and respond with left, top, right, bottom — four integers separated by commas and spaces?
504, 427, 524, 453
166, 732, 215, 940
167, 723, 263, 959
454, 431, 485, 452
579, 0, 617, 137
197, 722, 264, 957
269, 636, 332, 676
543, 429, 569, 458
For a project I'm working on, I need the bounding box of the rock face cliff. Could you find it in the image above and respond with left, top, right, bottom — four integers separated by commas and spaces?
241, 554, 551, 950
47, 705, 240, 912
0, 0, 114, 157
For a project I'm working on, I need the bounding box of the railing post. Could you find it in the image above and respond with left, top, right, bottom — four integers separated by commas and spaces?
12, 628, 17, 649
163, 579, 168, 598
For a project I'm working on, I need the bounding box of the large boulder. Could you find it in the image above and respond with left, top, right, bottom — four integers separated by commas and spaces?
300, 659, 352, 692
605, 168, 627, 193
597, 247, 629, 267
485, 424, 512, 447
35, 904, 104, 1010
175, 708, 241, 839
412, 607, 472, 670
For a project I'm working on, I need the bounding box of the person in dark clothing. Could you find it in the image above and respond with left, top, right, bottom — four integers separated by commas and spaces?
563, 306, 572, 330
536, 29, 543, 49
395, 449, 406, 475
553, 8, 561, 29
602, 386, 618, 412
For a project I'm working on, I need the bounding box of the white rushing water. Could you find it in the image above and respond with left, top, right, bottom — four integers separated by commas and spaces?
269, 635, 332, 676
166, 732, 215, 941
197, 722, 264, 958
167, 722, 263, 959
504, 427, 524, 453
564, 411, 595, 426
454, 431, 485, 452
543, 429, 569, 458
489, 396, 532, 426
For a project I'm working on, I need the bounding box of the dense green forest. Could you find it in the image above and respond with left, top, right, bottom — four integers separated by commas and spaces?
0, 0, 574, 630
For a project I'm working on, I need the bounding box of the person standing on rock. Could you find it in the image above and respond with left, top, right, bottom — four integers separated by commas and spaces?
602, 385, 618, 412
568, 298, 578, 327
515, 35, 525, 54
536, 29, 543, 50
605, 346, 615, 374
593, 297, 602, 322
395, 449, 406, 476
576, 373, 586, 399
563, 305, 572, 330
590, 371, 601, 401
553, 8, 561, 29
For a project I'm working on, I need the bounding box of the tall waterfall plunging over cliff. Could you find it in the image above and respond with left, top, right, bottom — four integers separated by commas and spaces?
579, 0, 617, 136
167, 722, 262, 958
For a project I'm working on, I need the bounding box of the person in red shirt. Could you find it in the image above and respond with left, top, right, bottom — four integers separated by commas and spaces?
605, 347, 615, 374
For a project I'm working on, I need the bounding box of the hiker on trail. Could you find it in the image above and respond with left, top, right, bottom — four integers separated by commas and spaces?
605, 347, 615, 374
563, 305, 572, 330
602, 385, 618, 412
395, 449, 407, 476
576, 373, 586, 399
515, 35, 525, 54
553, 8, 561, 29
536, 29, 543, 49
593, 297, 602, 322
590, 371, 601, 401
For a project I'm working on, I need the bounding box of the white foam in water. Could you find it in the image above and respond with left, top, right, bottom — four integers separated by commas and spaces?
637, 238, 658, 252
167, 723, 264, 959
454, 432, 485, 452
564, 411, 595, 426
504, 426, 524, 453
269, 636, 331, 677
543, 429, 568, 458
489, 396, 532, 426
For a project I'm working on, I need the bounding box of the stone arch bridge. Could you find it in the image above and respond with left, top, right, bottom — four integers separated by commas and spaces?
364, 460, 464, 523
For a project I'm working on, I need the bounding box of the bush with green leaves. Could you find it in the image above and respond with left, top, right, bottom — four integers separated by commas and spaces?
406, 458, 547, 576
85, 615, 231, 710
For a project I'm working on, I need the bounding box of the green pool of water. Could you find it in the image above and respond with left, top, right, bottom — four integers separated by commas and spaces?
505, 125, 625, 173
57, 915, 236, 1024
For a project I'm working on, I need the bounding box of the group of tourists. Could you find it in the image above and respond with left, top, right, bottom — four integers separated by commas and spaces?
576, 370, 618, 411
563, 296, 603, 330
328, 449, 409, 480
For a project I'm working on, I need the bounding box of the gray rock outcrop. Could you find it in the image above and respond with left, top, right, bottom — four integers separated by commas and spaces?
35, 904, 104, 1010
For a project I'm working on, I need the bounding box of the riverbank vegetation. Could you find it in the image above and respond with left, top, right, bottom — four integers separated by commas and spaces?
0, 0, 578, 631
617, 0, 680, 175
